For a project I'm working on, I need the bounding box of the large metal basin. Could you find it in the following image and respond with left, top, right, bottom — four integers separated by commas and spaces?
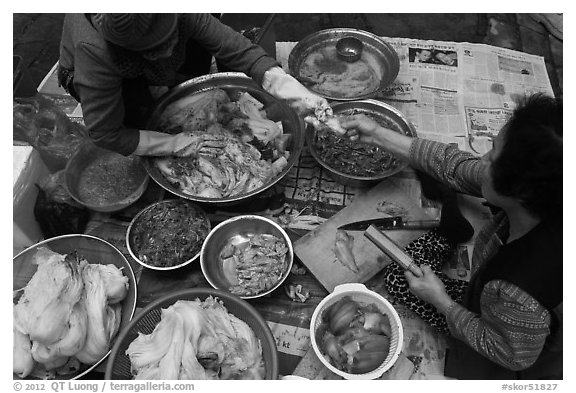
145, 72, 305, 206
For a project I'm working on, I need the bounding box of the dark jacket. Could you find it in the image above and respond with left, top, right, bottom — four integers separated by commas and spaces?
59, 13, 279, 155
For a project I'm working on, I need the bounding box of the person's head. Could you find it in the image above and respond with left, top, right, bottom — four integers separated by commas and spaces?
93, 13, 179, 60
417, 49, 432, 62
481, 93, 562, 220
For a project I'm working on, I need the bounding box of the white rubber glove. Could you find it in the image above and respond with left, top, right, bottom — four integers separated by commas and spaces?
134, 131, 223, 157
262, 67, 331, 116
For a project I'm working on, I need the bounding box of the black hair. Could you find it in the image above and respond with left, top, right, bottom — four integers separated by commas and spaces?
491, 93, 562, 220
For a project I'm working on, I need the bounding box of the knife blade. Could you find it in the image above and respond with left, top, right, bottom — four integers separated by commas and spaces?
337, 216, 440, 231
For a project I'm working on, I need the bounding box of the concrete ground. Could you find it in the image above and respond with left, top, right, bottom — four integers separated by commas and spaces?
13, 13, 562, 98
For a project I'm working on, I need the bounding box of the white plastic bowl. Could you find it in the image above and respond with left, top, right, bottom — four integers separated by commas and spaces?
310, 283, 403, 380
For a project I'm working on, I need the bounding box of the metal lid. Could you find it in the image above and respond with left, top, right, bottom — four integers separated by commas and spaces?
289, 28, 400, 101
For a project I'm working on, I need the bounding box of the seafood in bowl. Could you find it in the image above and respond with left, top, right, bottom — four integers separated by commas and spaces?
200, 215, 294, 299
220, 232, 289, 297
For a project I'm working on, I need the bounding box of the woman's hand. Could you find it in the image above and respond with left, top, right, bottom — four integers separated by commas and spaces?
339, 114, 383, 144
404, 265, 454, 314
262, 67, 330, 115
340, 114, 414, 160
134, 131, 225, 157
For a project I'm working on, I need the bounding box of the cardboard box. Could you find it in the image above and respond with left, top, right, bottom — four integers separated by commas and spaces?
13, 145, 49, 255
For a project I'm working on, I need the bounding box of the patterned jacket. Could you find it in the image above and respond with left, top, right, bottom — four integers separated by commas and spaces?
409, 138, 561, 372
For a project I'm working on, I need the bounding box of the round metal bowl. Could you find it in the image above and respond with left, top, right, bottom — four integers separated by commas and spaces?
13, 234, 137, 380
105, 287, 279, 380
65, 141, 149, 213
200, 215, 294, 300
289, 28, 400, 101
144, 72, 305, 206
307, 100, 417, 188
126, 199, 211, 271
310, 283, 403, 380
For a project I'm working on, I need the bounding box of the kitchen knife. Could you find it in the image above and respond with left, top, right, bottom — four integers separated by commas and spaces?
338, 216, 440, 231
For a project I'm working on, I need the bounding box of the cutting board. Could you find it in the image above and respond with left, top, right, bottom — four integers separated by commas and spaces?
293, 178, 433, 292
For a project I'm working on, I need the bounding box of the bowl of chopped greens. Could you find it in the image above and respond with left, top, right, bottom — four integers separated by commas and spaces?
200, 215, 293, 299
65, 141, 149, 212
307, 100, 417, 188
126, 199, 211, 271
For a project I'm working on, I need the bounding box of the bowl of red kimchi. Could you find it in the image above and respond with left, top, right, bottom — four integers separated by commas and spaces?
144, 72, 305, 206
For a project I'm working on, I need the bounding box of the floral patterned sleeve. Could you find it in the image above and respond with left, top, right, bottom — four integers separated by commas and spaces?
408, 138, 484, 197
446, 280, 552, 371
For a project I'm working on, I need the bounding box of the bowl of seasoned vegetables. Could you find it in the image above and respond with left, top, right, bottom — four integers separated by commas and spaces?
307, 100, 417, 188
200, 215, 293, 299
126, 199, 211, 271
310, 283, 403, 380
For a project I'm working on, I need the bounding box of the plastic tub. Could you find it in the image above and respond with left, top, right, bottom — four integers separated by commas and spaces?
310, 283, 404, 380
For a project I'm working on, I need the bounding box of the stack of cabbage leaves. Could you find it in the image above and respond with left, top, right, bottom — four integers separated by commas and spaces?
126, 297, 265, 380
13, 248, 129, 379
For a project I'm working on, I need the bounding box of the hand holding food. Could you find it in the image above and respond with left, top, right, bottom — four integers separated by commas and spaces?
304, 105, 347, 136
340, 113, 414, 160
339, 113, 383, 144
262, 66, 330, 115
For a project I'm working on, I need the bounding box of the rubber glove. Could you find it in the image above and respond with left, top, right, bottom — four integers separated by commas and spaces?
262, 67, 331, 116
133, 130, 221, 157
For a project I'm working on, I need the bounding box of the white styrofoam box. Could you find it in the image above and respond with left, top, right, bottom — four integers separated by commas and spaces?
13, 145, 50, 256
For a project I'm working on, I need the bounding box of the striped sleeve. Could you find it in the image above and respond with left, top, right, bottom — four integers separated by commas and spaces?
408, 138, 484, 197
446, 280, 551, 371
